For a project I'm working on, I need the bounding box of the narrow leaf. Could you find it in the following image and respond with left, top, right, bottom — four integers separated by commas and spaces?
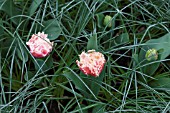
0, 0, 21, 25
43, 19, 61, 40
28, 0, 44, 16
87, 33, 98, 51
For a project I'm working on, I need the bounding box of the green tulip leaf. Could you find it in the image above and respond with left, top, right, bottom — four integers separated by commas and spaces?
150, 77, 170, 89
63, 71, 90, 97
87, 33, 98, 51
43, 19, 61, 40
139, 33, 170, 75
0, 18, 4, 35
28, 0, 44, 16
87, 66, 106, 96
115, 33, 129, 45
0, 0, 21, 25
96, 13, 105, 28
31, 19, 61, 40
34, 55, 53, 72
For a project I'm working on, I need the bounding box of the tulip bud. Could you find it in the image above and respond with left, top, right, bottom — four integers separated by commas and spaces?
103, 15, 112, 27
145, 48, 158, 61
76, 50, 106, 77
26, 32, 53, 58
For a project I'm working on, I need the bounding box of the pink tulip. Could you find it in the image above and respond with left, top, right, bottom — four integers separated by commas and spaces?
76, 50, 106, 77
26, 32, 53, 58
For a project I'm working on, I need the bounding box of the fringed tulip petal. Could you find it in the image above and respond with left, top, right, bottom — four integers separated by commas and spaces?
76, 50, 106, 77
26, 32, 53, 58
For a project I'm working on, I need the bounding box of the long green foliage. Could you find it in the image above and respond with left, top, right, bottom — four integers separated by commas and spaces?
0, 0, 170, 112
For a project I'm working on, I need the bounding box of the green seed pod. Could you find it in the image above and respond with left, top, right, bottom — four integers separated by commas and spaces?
103, 15, 112, 27
145, 48, 158, 61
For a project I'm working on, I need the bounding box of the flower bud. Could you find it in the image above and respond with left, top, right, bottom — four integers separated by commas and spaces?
26, 32, 53, 58
145, 48, 158, 61
103, 15, 112, 27
76, 50, 106, 77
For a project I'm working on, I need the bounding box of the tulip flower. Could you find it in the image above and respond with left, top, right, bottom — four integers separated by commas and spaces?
76, 50, 106, 77
103, 15, 112, 27
26, 32, 53, 58
145, 48, 158, 61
